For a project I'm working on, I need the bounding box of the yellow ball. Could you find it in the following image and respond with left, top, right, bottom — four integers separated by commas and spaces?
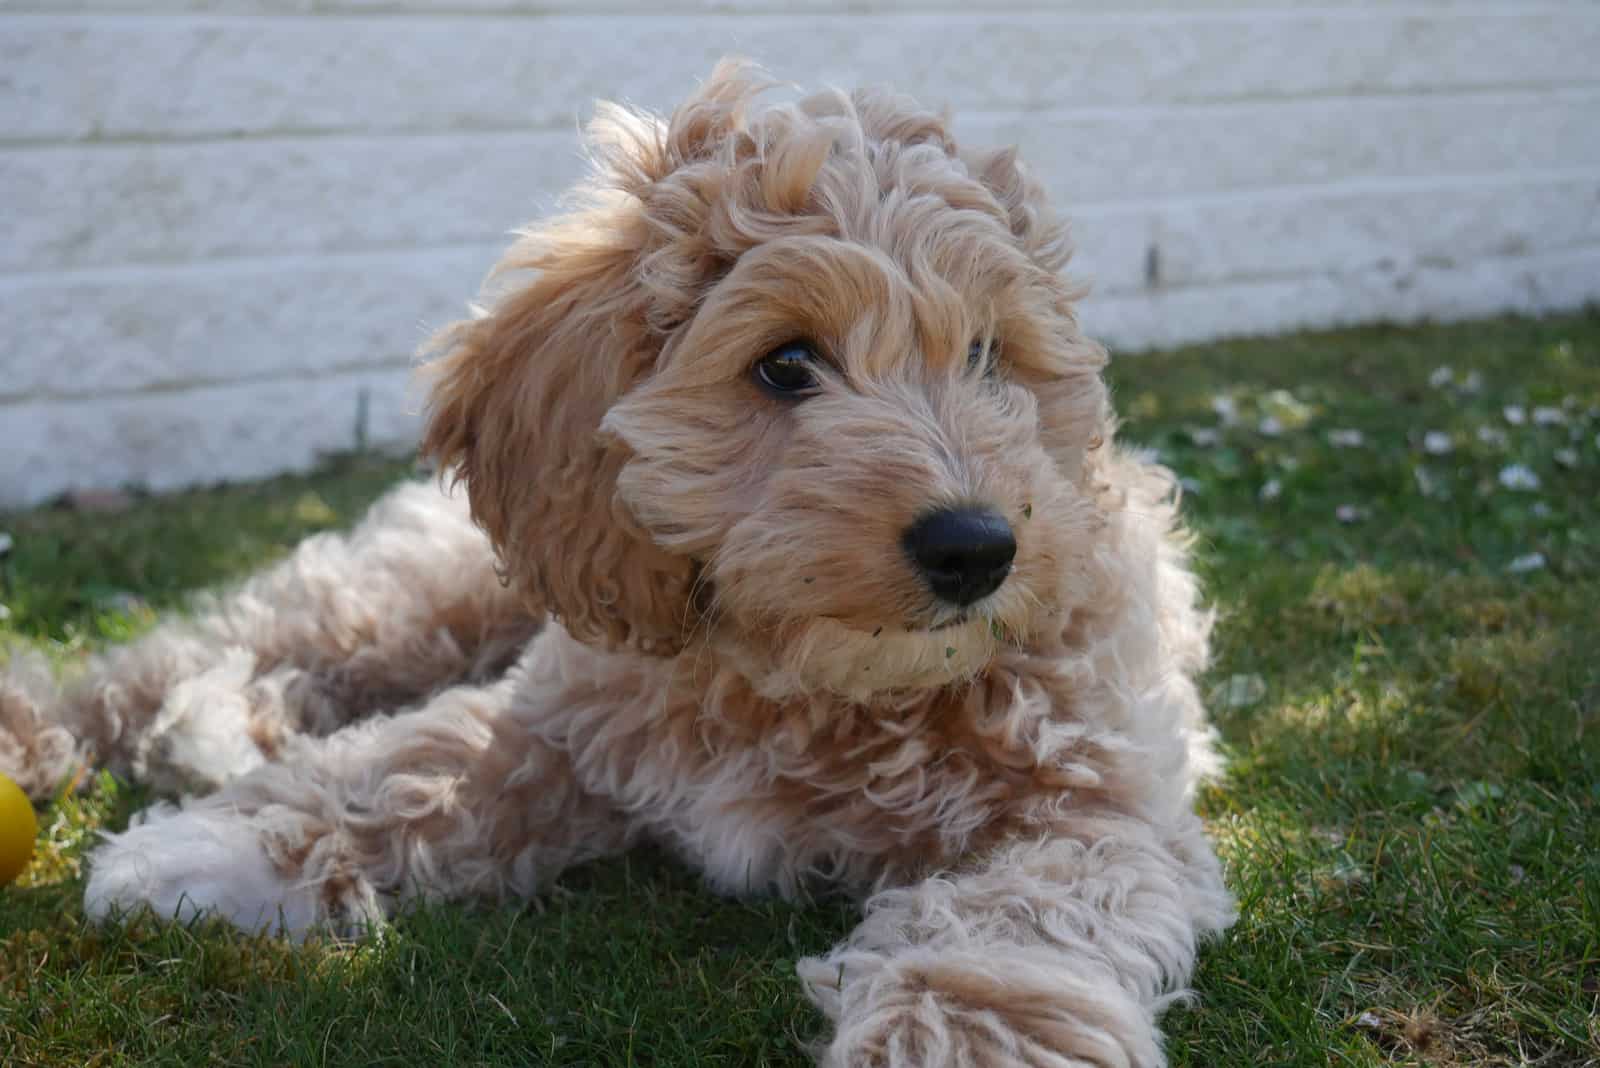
0, 772, 38, 886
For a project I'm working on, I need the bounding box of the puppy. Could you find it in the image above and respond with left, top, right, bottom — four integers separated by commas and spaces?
8, 61, 1234, 1066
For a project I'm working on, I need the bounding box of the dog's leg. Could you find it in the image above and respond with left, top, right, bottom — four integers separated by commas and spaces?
83, 649, 629, 936
800, 811, 1234, 1068
4, 480, 536, 798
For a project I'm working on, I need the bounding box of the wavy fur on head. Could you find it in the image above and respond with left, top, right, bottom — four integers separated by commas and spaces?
421, 62, 1108, 677
4, 61, 1234, 1067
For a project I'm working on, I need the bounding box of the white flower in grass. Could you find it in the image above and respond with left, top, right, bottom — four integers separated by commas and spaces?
1324, 858, 1368, 887
1460, 370, 1483, 394
1186, 427, 1220, 447
1210, 395, 1239, 426
1498, 464, 1540, 491
1336, 504, 1369, 524
1533, 406, 1566, 426
1428, 365, 1454, 389
1555, 448, 1578, 469
1503, 405, 1526, 426
1507, 552, 1546, 574
1261, 389, 1314, 431
1259, 478, 1283, 502
1477, 426, 1508, 448
1258, 416, 1284, 437
1422, 431, 1453, 455
1327, 428, 1365, 448
1532, 502, 1553, 518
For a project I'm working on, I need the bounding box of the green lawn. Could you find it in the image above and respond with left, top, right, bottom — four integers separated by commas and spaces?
3, 311, 1598, 1067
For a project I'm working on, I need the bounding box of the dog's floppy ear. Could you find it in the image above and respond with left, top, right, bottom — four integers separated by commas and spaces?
420, 217, 694, 655
420, 60, 772, 654
420, 191, 680, 650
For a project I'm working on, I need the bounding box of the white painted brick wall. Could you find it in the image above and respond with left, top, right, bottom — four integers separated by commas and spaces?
3, 1, 1598, 506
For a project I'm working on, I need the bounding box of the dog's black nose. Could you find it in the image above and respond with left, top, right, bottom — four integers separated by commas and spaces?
902, 507, 1016, 607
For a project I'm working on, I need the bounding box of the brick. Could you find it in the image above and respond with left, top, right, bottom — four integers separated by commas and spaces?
1071, 171, 1600, 294
0, 247, 498, 399
1082, 246, 1600, 352
0, 1, 315, 9
6, 11, 1598, 141
1, 132, 584, 271
7, 1, 1588, 11
0, 368, 419, 507
966, 89, 1600, 205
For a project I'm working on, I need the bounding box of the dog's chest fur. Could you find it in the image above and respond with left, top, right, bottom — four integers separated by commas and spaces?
511, 625, 1153, 900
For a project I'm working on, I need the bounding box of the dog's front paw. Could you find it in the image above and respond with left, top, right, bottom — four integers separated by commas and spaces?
803, 948, 1164, 1068
84, 799, 325, 937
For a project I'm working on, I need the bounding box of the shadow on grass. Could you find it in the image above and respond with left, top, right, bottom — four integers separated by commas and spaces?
6, 834, 858, 1067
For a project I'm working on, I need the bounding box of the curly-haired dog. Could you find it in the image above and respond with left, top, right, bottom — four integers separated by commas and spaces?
2, 62, 1234, 1065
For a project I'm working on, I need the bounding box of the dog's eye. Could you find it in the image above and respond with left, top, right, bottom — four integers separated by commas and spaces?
968, 339, 996, 375
754, 342, 822, 397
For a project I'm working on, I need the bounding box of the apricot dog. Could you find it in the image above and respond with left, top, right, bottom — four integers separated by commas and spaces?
2, 62, 1233, 1066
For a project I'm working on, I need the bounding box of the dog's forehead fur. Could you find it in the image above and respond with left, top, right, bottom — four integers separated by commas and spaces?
660, 235, 1046, 388
617, 71, 1084, 382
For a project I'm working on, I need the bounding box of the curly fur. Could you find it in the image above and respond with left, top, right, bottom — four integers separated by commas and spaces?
4, 61, 1234, 1066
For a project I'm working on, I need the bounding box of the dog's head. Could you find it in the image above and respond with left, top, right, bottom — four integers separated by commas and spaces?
423, 61, 1113, 701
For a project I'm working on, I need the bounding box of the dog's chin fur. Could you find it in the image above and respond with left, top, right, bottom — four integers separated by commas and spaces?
719, 614, 1004, 704
1, 60, 1237, 1067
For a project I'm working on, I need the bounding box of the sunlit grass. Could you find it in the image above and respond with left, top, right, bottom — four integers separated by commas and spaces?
2, 311, 1597, 1065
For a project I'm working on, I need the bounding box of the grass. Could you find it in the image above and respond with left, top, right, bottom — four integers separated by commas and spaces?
2, 310, 1598, 1066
